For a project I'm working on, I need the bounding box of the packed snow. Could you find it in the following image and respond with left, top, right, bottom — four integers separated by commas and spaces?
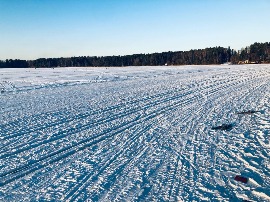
0, 65, 270, 201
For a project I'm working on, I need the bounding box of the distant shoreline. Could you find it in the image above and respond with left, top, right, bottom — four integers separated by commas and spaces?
1, 42, 269, 68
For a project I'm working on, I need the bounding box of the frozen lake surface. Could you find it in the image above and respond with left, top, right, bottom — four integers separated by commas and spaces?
0, 65, 270, 201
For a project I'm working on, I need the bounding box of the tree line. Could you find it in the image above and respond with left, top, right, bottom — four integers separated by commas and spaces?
1, 42, 269, 68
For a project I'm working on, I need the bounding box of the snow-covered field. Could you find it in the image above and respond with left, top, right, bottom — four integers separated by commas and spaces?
0, 65, 270, 201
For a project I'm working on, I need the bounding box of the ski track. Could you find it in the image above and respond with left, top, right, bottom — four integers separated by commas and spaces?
0, 65, 270, 202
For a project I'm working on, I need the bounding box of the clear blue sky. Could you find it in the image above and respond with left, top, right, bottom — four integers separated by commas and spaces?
0, 0, 269, 60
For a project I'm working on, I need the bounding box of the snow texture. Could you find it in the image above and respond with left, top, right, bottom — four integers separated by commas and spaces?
0, 65, 270, 201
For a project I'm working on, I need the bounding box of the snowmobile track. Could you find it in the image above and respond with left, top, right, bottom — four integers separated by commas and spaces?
1, 65, 270, 202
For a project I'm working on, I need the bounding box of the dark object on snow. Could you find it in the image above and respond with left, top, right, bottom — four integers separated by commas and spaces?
234, 175, 248, 183
212, 124, 234, 131
236, 110, 260, 115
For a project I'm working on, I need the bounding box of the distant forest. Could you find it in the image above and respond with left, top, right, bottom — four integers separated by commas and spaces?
1, 42, 270, 68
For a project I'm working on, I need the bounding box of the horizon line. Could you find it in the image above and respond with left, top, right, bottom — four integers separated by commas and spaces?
1, 41, 268, 61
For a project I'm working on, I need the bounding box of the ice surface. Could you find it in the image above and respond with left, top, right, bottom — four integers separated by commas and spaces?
0, 65, 270, 201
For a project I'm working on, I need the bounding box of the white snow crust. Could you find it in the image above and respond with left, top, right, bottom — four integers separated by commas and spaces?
0, 65, 270, 201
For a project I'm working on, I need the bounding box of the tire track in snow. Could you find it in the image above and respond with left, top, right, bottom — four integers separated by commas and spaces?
0, 76, 235, 161
0, 71, 266, 189
0, 70, 255, 141
0, 87, 201, 159
0, 77, 217, 149
91, 75, 266, 201
0, 72, 259, 159
150, 70, 270, 200
0, 88, 172, 136
63, 121, 157, 201
0, 111, 153, 186
1, 66, 268, 200
142, 75, 270, 201
69, 105, 200, 201
187, 78, 270, 201
0, 84, 216, 186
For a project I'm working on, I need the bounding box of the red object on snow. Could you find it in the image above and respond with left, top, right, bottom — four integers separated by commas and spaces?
234, 175, 248, 183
